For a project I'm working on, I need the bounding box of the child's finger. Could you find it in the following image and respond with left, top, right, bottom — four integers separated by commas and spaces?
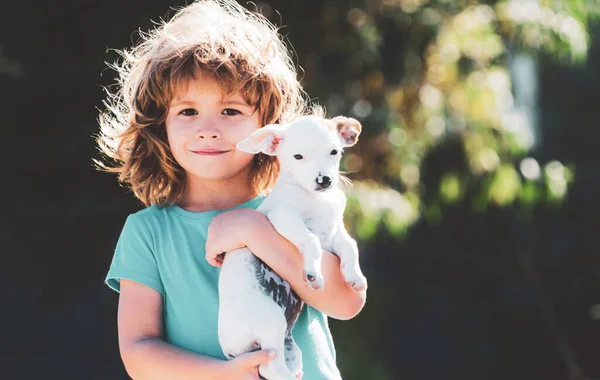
205, 247, 220, 267
207, 252, 225, 267
207, 255, 222, 267
237, 349, 276, 367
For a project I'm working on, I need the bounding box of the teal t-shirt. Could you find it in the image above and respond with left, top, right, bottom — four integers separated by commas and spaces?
105, 196, 342, 379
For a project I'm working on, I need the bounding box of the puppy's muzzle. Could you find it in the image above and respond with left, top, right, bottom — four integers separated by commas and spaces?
316, 175, 331, 190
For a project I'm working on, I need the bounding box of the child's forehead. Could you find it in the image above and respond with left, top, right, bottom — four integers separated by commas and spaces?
171, 76, 245, 103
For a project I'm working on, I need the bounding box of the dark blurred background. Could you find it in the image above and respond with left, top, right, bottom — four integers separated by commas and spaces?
1, 1, 599, 379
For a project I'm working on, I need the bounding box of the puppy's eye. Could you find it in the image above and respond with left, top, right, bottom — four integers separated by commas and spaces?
294, 154, 303, 160
330, 149, 338, 155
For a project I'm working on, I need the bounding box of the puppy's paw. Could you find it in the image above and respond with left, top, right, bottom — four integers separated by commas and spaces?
341, 265, 368, 291
303, 270, 325, 291
345, 275, 367, 291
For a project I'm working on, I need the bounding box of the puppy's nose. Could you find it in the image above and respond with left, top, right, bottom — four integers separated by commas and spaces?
316, 176, 331, 189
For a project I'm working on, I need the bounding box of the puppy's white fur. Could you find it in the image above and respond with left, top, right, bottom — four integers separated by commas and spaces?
218, 115, 367, 380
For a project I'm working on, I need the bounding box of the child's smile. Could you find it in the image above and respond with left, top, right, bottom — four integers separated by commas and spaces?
191, 148, 230, 156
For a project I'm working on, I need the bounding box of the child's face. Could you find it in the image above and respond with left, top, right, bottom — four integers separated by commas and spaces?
165, 77, 261, 185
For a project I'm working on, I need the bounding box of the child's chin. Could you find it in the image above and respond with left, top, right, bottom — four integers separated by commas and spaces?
193, 173, 231, 181
189, 168, 248, 182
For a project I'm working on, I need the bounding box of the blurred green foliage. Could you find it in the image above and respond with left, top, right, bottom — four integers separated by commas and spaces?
284, 0, 598, 240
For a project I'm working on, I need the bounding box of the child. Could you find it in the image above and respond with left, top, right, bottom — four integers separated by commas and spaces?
97, 1, 367, 379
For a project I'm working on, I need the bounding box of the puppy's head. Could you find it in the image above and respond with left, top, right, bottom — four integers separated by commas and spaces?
237, 115, 362, 193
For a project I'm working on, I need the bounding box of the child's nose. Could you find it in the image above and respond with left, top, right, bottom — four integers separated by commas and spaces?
196, 124, 222, 140
197, 131, 221, 139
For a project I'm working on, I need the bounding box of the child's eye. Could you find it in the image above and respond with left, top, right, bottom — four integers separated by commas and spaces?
222, 108, 242, 116
294, 154, 303, 160
179, 108, 198, 116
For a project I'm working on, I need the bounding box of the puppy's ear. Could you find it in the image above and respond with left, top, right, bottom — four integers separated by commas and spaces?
332, 116, 362, 147
236, 124, 287, 156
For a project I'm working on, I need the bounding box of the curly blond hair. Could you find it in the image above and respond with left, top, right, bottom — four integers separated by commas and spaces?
96, 0, 314, 206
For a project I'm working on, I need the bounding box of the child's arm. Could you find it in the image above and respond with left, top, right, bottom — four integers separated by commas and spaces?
117, 279, 277, 379
206, 209, 367, 320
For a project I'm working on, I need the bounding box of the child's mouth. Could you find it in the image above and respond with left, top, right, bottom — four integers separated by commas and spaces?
191, 150, 229, 156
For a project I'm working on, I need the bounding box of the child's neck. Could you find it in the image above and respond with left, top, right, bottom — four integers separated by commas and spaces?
177, 175, 258, 213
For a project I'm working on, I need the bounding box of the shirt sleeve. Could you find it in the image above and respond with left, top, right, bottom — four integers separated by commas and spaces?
105, 214, 165, 297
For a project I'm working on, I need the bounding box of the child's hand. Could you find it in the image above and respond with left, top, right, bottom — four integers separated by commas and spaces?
206, 208, 266, 267
225, 350, 303, 379
225, 349, 276, 379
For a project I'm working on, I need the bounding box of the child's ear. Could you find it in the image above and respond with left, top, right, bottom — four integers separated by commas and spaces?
332, 116, 362, 147
236, 124, 287, 156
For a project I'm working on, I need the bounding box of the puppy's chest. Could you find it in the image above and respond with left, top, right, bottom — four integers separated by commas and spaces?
301, 197, 341, 249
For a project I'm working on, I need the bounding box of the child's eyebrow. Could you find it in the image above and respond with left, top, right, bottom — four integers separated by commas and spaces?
170, 99, 196, 108
221, 99, 253, 108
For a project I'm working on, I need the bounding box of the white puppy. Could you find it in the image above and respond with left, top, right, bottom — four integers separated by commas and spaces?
218, 115, 367, 380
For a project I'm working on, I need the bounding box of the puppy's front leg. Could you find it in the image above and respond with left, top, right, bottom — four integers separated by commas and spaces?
331, 227, 367, 291
267, 209, 325, 291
